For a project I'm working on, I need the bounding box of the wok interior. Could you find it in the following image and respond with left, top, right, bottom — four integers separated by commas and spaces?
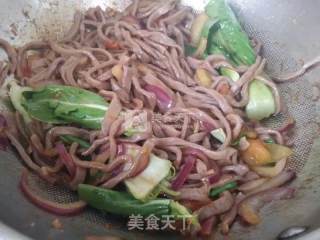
0, 0, 319, 239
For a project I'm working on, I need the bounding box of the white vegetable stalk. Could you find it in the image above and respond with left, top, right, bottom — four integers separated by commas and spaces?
8, 81, 32, 123
125, 154, 172, 200
246, 80, 276, 120
210, 128, 226, 143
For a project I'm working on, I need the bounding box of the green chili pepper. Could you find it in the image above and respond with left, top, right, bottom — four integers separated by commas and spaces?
209, 181, 237, 198
60, 135, 91, 148
264, 138, 275, 144
78, 184, 200, 228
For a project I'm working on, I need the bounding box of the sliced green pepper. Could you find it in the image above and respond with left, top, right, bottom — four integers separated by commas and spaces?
264, 138, 275, 144
60, 135, 91, 148
209, 181, 237, 198
78, 184, 199, 228
78, 184, 170, 217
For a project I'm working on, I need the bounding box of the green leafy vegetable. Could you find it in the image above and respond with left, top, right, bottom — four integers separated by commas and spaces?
264, 138, 275, 144
209, 181, 237, 198
190, 13, 210, 46
143, 179, 180, 202
9, 82, 32, 123
60, 135, 91, 148
210, 128, 226, 143
185, 44, 197, 56
245, 80, 276, 120
21, 85, 109, 129
219, 67, 240, 82
201, 19, 218, 39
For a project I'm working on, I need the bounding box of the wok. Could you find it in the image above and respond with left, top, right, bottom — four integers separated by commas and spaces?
0, 0, 319, 239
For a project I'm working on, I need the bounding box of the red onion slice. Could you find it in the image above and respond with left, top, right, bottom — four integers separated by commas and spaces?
208, 172, 221, 184
116, 143, 125, 156
199, 216, 217, 236
20, 169, 86, 216
182, 147, 208, 163
56, 143, 76, 177
200, 121, 215, 132
143, 84, 173, 112
171, 155, 196, 190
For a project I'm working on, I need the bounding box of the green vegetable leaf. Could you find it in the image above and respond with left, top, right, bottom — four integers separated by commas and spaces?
78, 184, 171, 217
211, 128, 227, 143
125, 154, 172, 200
209, 181, 237, 198
201, 19, 219, 39
220, 67, 240, 82
264, 138, 275, 144
205, 0, 256, 66
21, 85, 109, 129
60, 135, 91, 148
170, 201, 200, 229
185, 44, 197, 56
245, 80, 276, 120
9, 81, 32, 123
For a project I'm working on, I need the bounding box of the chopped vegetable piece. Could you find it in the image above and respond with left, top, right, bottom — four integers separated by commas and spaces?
205, 0, 255, 66
125, 154, 172, 200
201, 19, 218, 39
245, 80, 276, 121
9, 81, 32, 123
19, 84, 109, 129
241, 139, 273, 166
171, 155, 196, 190
239, 136, 250, 151
196, 68, 212, 87
252, 159, 286, 177
185, 44, 197, 56
122, 110, 149, 137
193, 38, 208, 58
265, 143, 293, 162
210, 128, 226, 143
190, 13, 210, 46
209, 181, 237, 198
144, 179, 180, 201
60, 135, 90, 149
143, 84, 174, 112
264, 138, 275, 144
242, 129, 258, 139
170, 200, 200, 228
78, 184, 200, 228
111, 64, 123, 81
220, 67, 240, 82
